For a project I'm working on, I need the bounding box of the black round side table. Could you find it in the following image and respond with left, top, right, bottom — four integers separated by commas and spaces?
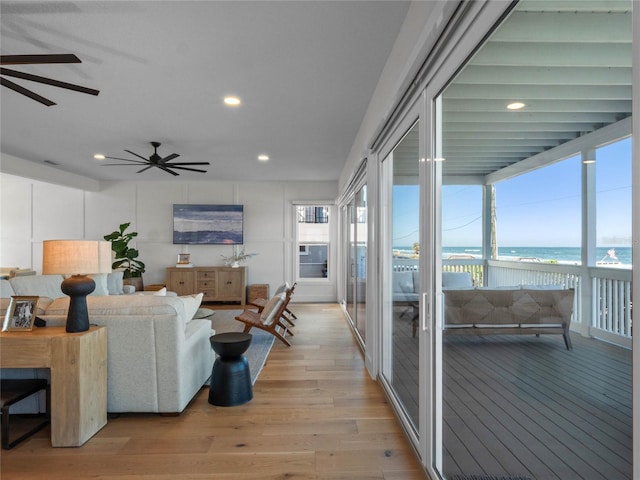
208, 332, 253, 406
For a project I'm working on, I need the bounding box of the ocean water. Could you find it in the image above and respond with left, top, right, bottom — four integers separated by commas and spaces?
394, 246, 632, 266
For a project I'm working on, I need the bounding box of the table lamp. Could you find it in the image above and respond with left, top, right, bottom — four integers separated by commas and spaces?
42, 240, 112, 333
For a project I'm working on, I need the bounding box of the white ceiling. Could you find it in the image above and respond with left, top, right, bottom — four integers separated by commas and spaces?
441, 0, 632, 178
0, 1, 410, 182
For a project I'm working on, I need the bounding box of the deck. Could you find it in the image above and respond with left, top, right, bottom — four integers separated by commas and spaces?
392, 316, 632, 479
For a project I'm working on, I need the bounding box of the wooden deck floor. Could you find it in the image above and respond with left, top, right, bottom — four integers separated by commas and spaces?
443, 333, 632, 480
0, 304, 427, 480
390, 306, 632, 480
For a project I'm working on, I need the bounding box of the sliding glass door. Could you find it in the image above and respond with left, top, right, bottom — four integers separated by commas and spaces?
381, 120, 422, 432
344, 184, 367, 343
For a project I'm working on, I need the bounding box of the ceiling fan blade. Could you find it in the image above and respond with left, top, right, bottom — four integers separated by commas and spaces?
124, 150, 151, 162
160, 153, 180, 163
165, 162, 211, 166
168, 166, 208, 173
0, 76, 55, 106
137, 165, 154, 174
158, 165, 179, 176
104, 156, 148, 164
101, 163, 148, 166
1, 68, 99, 96
0, 54, 81, 65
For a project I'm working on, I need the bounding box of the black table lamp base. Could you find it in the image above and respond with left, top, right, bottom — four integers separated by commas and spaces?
61, 275, 96, 333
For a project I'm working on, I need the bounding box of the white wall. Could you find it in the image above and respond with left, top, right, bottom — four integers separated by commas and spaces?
0, 173, 338, 302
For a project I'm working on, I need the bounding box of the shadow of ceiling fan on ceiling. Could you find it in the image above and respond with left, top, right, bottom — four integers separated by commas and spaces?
0, 54, 100, 106
101, 142, 211, 176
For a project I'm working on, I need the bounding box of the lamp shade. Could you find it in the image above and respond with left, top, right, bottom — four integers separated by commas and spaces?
42, 240, 112, 275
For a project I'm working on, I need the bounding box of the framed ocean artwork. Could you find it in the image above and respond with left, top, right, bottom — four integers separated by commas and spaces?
173, 204, 244, 245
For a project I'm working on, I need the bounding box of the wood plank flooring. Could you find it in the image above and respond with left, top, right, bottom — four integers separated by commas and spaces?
389, 307, 632, 480
442, 334, 632, 480
0, 303, 428, 480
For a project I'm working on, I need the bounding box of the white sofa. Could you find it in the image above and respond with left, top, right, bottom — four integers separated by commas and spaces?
1, 273, 214, 414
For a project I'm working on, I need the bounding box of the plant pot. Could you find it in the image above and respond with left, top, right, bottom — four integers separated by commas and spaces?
231, 261, 240, 268
124, 276, 144, 292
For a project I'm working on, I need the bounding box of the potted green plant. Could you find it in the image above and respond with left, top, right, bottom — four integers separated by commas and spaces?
104, 222, 146, 291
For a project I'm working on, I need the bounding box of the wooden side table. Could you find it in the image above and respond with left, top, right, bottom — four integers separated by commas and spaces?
0, 326, 107, 447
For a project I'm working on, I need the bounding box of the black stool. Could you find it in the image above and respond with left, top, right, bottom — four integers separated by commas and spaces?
208, 332, 253, 406
1, 379, 50, 449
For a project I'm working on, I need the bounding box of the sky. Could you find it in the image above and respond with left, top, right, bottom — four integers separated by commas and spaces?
393, 137, 632, 248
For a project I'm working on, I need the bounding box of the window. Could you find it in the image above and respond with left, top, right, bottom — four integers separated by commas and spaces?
296, 205, 330, 279
298, 206, 329, 224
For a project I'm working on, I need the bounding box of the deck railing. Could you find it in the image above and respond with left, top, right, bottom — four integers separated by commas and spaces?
393, 257, 633, 348
590, 267, 633, 345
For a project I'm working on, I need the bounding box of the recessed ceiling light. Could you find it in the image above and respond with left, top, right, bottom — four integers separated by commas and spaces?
94, 154, 105, 160
507, 102, 526, 110
258, 154, 269, 161
224, 96, 241, 106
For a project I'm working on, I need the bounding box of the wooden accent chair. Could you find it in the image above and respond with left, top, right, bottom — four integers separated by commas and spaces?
235, 288, 294, 346
248, 282, 297, 327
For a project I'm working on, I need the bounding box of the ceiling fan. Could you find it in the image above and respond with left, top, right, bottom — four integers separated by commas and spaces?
101, 142, 210, 176
0, 54, 100, 106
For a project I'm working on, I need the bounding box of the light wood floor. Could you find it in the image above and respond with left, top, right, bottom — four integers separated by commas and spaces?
0, 303, 428, 479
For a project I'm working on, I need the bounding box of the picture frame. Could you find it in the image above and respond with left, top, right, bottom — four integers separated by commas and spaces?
3, 296, 39, 332
177, 253, 191, 264
173, 204, 244, 245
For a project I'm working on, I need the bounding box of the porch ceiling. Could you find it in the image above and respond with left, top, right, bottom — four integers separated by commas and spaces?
439, 0, 633, 180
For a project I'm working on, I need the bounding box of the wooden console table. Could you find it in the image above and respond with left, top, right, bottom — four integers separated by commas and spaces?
166, 266, 246, 304
0, 326, 107, 447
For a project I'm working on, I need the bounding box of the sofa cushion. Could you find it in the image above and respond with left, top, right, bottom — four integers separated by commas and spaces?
0, 279, 15, 298
519, 284, 565, 290
476, 285, 520, 290
9, 275, 65, 299
442, 271, 473, 288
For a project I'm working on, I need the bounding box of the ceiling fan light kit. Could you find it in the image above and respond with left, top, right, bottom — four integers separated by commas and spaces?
102, 142, 210, 176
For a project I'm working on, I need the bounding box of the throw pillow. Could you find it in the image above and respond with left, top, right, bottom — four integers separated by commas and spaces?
259, 293, 285, 326
274, 282, 289, 295
88, 273, 110, 296
153, 287, 167, 296
106, 271, 124, 295
179, 293, 204, 323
